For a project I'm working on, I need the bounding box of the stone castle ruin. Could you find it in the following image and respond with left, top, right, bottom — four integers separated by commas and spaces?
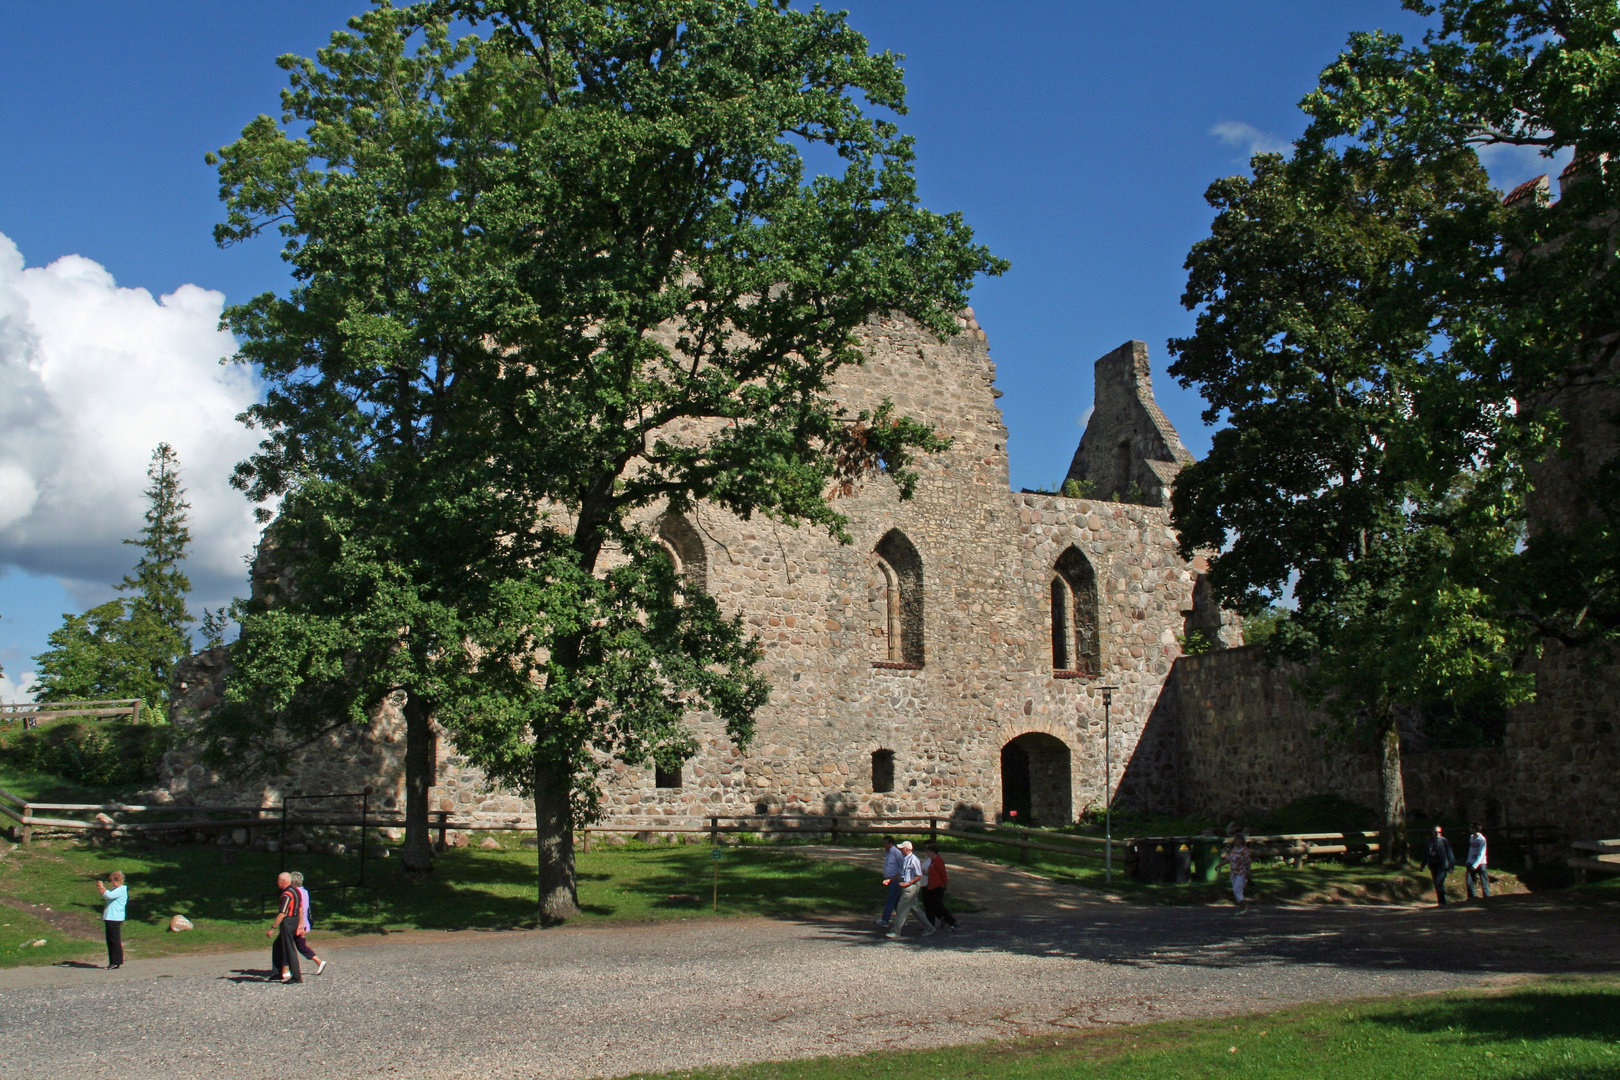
161, 304, 1620, 841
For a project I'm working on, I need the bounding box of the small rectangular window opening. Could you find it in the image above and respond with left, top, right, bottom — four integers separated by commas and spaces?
871, 749, 895, 793
654, 764, 682, 789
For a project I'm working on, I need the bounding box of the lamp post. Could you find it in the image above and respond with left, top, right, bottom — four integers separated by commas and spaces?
1095, 685, 1119, 885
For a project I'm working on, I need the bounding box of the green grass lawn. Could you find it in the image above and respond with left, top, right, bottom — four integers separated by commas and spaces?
0, 833, 907, 968
618, 975, 1620, 1080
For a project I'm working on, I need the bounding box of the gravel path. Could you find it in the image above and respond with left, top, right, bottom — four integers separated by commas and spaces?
3, 849, 1616, 1080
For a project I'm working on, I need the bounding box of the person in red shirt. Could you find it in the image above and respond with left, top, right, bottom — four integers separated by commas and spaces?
265, 871, 303, 983
920, 841, 958, 932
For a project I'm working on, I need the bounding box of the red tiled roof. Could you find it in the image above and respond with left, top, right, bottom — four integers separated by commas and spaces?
1503, 174, 1548, 206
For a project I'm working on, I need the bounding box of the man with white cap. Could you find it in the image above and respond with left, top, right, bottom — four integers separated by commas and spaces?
885, 840, 935, 938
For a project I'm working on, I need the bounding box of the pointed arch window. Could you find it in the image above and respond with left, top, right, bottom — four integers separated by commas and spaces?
1052, 546, 1100, 677
874, 529, 924, 668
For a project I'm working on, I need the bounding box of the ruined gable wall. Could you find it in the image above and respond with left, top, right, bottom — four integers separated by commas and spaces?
1064, 340, 1193, 507
161, 313, 1208, 830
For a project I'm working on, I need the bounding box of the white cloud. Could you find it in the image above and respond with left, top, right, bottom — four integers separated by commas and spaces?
1210, 120, 1291, 159
0, 670, 36, 704
1078, 404, 1094, 429
0, 232, 263, 622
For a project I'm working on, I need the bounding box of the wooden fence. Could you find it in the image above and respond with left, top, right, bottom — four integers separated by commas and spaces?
4, 795, 1523, 883
0, 699, 142, 729
1569, 838, 1620, 877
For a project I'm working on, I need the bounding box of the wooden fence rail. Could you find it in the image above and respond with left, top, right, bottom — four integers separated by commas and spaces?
0, 699, 143, 727
1569, 838, 1620, 877
0, 791, 1569, 885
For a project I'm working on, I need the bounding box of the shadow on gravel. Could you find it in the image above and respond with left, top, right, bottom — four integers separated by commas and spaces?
220, 967, 275, 983
792, 896, 1620, 980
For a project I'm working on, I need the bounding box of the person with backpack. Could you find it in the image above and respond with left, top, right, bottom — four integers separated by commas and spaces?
1424, 825, 1456, 906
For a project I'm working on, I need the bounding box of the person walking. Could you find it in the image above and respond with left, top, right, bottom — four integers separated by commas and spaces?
885, 841, 935, 938
266, 871, 303, 983
1465, 823, 1490, 900
1226, 834, 1251, 913
1424, 825, 1456, 906
876, 836, 903, 929
920, 841, 957, 932
95, 870, 127, 969
289, 871, 327, 974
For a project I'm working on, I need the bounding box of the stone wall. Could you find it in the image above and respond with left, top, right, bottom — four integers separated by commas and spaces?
1064, 340, 1193, 508
162, 312, 1208, 829
1151, 643, 1617, 840
1502, 642, 1620, 839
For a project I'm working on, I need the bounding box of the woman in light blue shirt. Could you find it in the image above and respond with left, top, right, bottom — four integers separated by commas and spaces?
95, 871, 127, 969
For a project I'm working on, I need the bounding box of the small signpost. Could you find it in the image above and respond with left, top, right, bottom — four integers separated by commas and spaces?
711, 846, 722, 910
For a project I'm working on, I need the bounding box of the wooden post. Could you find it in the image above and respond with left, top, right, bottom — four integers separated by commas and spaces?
710, 815, 719, 846
131, 700, 141, 724
582, 827, 591, 854
435, 811, 448, 849
930, 817, 938, 842
829, 815, 839, 843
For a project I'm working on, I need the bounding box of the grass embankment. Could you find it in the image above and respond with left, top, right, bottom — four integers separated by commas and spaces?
620, 976, 1620, 1080
0, 833, 905, 968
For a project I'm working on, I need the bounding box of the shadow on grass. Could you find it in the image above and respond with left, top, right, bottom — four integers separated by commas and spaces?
1358, 979, 1620, 1045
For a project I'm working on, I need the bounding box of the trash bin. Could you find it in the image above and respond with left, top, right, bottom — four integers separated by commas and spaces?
1191, 840, 1221, 883
1173, 843, 1192, 884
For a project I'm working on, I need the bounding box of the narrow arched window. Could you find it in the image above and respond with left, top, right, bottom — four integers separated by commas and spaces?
871, 749, 895, 793
658, 512, 708, 594
874, 530, 924, 667
1053, 546, 1100, 676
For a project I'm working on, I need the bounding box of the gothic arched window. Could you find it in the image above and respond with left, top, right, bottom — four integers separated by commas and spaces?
1052, 546, 1100, 676
875, 529, 924, 667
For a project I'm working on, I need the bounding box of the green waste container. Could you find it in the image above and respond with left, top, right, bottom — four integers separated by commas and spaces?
1191, 840, 1221, 883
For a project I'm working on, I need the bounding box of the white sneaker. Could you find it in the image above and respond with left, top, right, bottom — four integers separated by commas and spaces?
315, 959, 327, 975
923, 924, 939, 936
874, 918, 889, 927
884, 932, 898, 939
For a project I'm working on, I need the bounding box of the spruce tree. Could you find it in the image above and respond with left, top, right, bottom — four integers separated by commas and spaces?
34, 444, 195, 711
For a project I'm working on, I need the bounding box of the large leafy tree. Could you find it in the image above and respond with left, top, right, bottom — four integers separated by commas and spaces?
203, 1, 1000, 915
1302, 0, 1620, 644
1169, 146, 1528, 860
34, 443, 195, 712
1171, 0, 1620, 860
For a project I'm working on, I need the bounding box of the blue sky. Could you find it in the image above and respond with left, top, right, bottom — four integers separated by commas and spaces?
0, 2, 1564, 697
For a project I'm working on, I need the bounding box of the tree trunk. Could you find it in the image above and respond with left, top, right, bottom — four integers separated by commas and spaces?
1376, 708, 1408, 864
400, 692, 435, 875
533, 755, 579, 924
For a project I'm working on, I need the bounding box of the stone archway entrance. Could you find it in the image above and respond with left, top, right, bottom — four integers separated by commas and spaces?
999, 732, 1072, 826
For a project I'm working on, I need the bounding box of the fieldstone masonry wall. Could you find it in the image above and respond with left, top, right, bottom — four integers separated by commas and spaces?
159, 312, 1619, 843
161, 319, 1207, 827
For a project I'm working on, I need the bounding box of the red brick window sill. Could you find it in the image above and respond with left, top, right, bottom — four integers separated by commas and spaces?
1052, 670, 1093, 680
872, 661, 923, 671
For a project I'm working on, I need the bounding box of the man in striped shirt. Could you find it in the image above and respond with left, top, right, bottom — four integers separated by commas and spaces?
266, 871, 304, 983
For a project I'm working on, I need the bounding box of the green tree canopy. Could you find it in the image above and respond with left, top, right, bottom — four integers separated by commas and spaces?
203, 1, 1001, 916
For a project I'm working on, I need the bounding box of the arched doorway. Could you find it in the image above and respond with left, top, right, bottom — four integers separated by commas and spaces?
999, 732, 1072, 826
